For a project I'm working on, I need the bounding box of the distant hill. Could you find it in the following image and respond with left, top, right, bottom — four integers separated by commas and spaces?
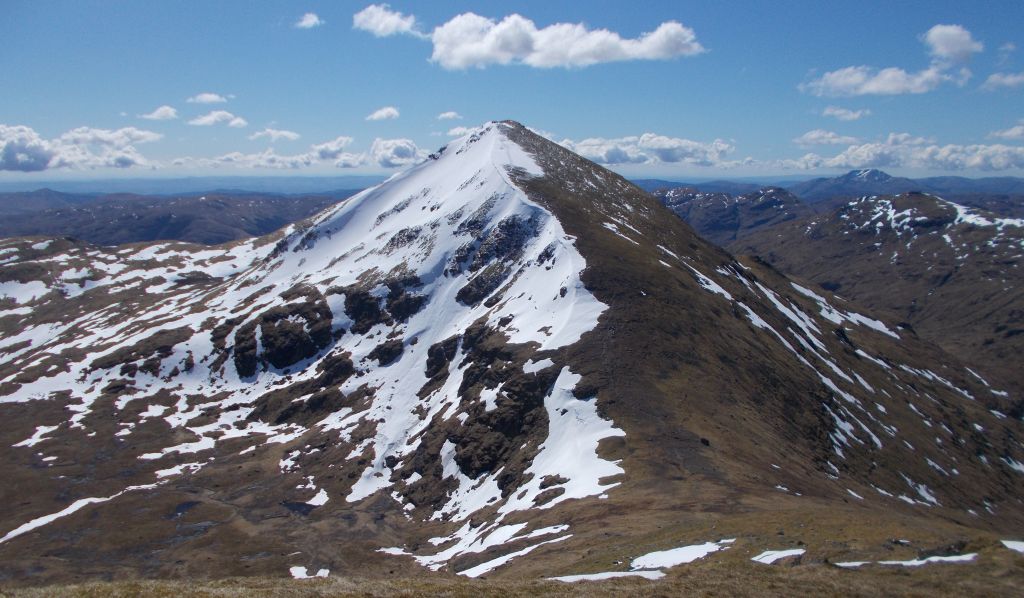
0, 175, 385, 195
787, 169, 1024, 213
649, 186, 810, 246
632, 178, 763, 195
0, 189, 361, 245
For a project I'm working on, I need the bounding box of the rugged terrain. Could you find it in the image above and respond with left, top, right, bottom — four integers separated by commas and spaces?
0, 190, 357, 245
1, 123, 1022, 589
787, 169, 1024, 216
649, 186, 809, 246
735, 192, 1024, 397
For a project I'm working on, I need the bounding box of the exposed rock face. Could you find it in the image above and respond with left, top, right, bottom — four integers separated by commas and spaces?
0, 123, 1022, 586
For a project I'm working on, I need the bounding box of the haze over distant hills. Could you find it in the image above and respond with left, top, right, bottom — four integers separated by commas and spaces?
0, 175, 385, 196
787, 170, 1024, 206
0, 189, 360, 246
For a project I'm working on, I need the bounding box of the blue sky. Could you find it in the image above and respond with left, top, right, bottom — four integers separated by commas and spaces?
2, 0, 1023, 181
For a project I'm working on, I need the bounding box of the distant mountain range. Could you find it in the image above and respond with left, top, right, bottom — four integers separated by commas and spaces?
0, 189, 358, 245
638, 170, 1024, 218
787, 169, 1024, 205
0, 175, 386, 195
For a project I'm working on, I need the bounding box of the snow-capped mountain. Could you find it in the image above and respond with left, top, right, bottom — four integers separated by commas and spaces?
1, 123, 1022, 584
735, 192, 1024, 397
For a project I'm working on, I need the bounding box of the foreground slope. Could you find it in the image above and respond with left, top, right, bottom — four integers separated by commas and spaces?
1, 123, 1022, 586
734, 192, 1024, 397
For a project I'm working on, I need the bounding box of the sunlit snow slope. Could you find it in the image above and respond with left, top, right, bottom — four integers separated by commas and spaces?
1, 122, 1023, 584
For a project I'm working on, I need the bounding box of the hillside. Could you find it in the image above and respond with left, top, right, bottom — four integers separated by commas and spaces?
734, 192, 1024, 397
0, 123, 1021, 587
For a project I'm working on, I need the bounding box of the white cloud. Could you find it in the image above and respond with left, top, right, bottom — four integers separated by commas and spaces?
188, 110, 248, 127
922, 24, 983, 62
803, 64, 951, 96
188, 149, 316, 170
430, 13, 705, 69
58, 126, 162, 147
295, 13, 324, 29
559, 133, 733, 166
803, 24, 980, 97
823, 106, 870, 121
366, 106, 400, 121
990, 120, 1024, 141
437, 111, 462, 120
186, 92, 228, 104
353, 4, 423, 38
249, 128, 300, 142
370, 137, 423, 167
353, 5, 704, 69
787, 132, 1024, 172
310, 135, 357, 160
982, 71, 1024, 90
793, 129, 859, 146
0, 125, 56, 171
175, 135, 364, 170
0, 124, 161, 171
138, 105, 178, 120
446, 126, 473, 136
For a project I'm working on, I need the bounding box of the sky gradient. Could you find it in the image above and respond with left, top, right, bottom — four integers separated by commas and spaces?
2, 1, 1023, 181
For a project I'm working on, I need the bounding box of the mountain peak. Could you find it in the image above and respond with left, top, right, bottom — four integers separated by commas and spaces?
843, 168, 893, 182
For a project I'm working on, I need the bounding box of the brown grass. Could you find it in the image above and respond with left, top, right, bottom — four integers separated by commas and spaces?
3, 559, 1022, 598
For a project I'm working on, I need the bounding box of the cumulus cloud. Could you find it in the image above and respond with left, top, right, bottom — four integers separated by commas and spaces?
366, 106, 400, 121
0, 125, 56, 172
793, 129, 859, 146
175, 135, 365, 170
437, 111, 462, 120
248, 128, 300, 142
823, 106, 870, 121
982, 71, 1024, 90
446, 126, 473, 136
803, 65, 952, 96
310, 135, 358, 161
370, 137, 423, 167
559, 133, 733, 166
922, 24, 983, 62
353, 5, 704, 69
353, 4, 424, 38
990, 120, 1024, 141
186, 92, 228, 104
785, 132, 1024, 172
188, 110, 248, 127
0, 124, 161, 171
803, 24, 981, 96
139, 105, 178, 120
295, 12, 324, 29
430, 13, 704, 69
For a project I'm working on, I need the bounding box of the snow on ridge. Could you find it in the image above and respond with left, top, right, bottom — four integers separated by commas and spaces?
2, 121, 618, 577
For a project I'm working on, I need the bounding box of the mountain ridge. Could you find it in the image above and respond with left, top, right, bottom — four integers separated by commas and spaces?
0, 122, 1022, 585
